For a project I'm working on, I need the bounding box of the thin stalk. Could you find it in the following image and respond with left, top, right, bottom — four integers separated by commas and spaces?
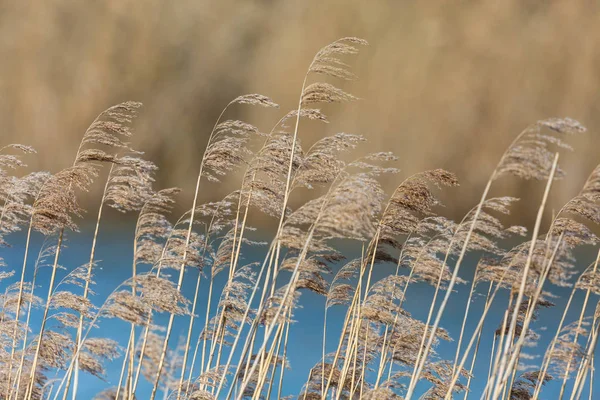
464, 310, 486, 400
321, 308, 328, 395
573, 318, 597, 400
70, 164, 113, 400
590, 348, 594, 400
453, 270, 479, 375
276, 317, 290, 400
6, 218, 34, 398
487, 308, 511, 400
126, 329, 136, 397
358, 321, 369, 399
504, 296, 533, 400
504, 321, 526, 400
197, 273, 216, 385
323, 249, 365, 399
177, 266, 209, 398
239, 324, 260, 395
463, 281, 493, 400
25, 230, 64, 400
115, 333, 131, 399
486, 336, 497, 400
572, 331, 593, 400
265, 318, 287, 400
336, 240, 379, 399
132, 314, 151, 393
252, 262, 287, 393
571, 310, 600, 400
557, 251, 600, 400
335, 301, 361, 400
321, 282, 360, 398
245, 241, 283, 391
532, 283, 579, 398
375, 324, 390, 386
490, 294, 514, 400
252, 315, 286, 399
13, 238, 52, 400
115, 327, 134, 400
346, 318, 361, 400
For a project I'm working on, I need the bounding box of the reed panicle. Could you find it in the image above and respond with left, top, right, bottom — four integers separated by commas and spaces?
1, 37, 599, 400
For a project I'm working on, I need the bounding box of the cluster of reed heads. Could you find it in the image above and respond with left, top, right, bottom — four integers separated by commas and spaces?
0, 37, 599, 400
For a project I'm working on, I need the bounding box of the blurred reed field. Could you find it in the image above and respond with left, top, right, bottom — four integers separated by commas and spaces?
2, 0, 600, 223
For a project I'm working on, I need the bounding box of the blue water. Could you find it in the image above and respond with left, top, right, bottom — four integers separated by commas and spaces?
1, 222, 597, 399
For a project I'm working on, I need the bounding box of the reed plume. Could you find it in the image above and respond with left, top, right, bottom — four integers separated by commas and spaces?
1, 37, 598, 400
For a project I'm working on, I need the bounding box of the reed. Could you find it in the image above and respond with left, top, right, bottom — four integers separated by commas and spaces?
0, 38, 599, 400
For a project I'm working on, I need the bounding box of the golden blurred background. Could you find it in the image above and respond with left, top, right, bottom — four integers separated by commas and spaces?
1, 0, 599, 223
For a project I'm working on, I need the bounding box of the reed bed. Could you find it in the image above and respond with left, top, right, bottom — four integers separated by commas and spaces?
0, 38, 599, 400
